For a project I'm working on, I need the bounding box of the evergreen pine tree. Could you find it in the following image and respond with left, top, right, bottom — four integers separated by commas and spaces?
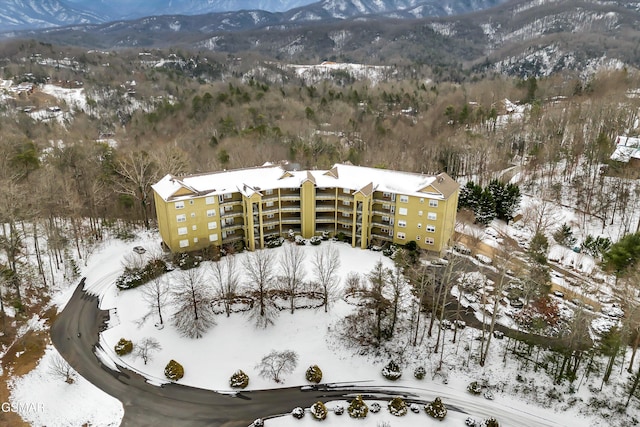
475, 188, 496, 225
552, 223, 577, 248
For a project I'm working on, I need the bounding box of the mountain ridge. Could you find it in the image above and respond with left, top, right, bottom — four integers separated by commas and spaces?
0, 0, 510, 33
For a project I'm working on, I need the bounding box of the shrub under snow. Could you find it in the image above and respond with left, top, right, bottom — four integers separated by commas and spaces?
114, 338, 133, 356
424, 397, 447, 420
164, 359, 184, 381
381, 360, 402, 380
468, 381, 482, 394
484, 417, 499, 427
305, 365, 323, 383
310, 401, 328, 420
292, 407, 305, 419
347, 395, 368, 418
388, 397, 408, 416
414, 366, 426, 380
370, 402, 381, 413
229, 369, 249, 389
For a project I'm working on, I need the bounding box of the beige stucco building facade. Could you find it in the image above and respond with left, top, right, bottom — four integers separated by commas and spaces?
152, 163, 459, 253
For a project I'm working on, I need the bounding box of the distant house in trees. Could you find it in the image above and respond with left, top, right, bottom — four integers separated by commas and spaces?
611, 136, 640, 168
152, 163, 459, 254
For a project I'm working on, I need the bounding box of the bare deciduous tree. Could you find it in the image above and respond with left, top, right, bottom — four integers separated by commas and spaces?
114, 150, 158, 229
210, 254, 240, 317
312, 245, 341, 312
49, 353, 76, 384
134, 337, 162, 365
243, 249, 278, 328
171, 268, 216, 338
142, 276, 169, 326
256, 349, 298, 383
279, 242, 306, 314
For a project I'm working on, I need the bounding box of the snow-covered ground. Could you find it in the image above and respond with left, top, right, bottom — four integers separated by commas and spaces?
9, 346, 123, 427
7, 226, 640, 427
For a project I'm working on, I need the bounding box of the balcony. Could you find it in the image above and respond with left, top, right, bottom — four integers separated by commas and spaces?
315, 189, 336, 200
280, 189, 300, 201
261, 218, 280, 227
261, 205, 279, 214
261, 192, 278, 201
373, 192, 393, 203
280, 205, 301, 213
220, 204, 244, 216
222, 233, 244, 243
219, 194, 243, 205
221, 223, 244, 233
315, 216, 336, 224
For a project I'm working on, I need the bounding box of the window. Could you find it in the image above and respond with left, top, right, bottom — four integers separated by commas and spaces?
398, 207, 408, 216
399, 195, 409, 203
207, 209, 216, 217
174, 201, 184, 209
390, 206, 395, 214
224, 205, 233, 212
420, 198, 424, 203
418, 210, 423, 216
342, 224, 351, 229
178, 227, 187, 235
208, 221, 217, 230
193, 237, 198, 243
416, 235, 421, 241
206, 196, 215, 205
224, 218, 234, 225
190, 212, 196, 218
418, 223, 422, 229
265, 189, 273, 195
192, 225, 197, 231
209, 234, 218, 242
425, 237, 434, 245
267, 225, 275, 230
381, 228, 388, 233
382, 215, 390, 222
428, 212, 437, 220
342, 212, 350, 217
224, 193, 233, 199
189, 200, 194, 205
397, 232, 406, 240
429, 200, 438, 208
179, 239, 189, 248
265, 201, 274, 207
227, 229, 235, 235
427, 225, 435, 233
383, 192, 391, 198
398, 220, 407, 228
343, 200, 350, 206
176, 214, 186, 222
266, 213, 274, 219
343, 188, 350, 194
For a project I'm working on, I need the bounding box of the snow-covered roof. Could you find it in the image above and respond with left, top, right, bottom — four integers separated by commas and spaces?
610, 136, 640, 163
152, 164, 458, 202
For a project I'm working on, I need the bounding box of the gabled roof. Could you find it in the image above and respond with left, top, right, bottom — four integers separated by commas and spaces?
152, 163, 459, 201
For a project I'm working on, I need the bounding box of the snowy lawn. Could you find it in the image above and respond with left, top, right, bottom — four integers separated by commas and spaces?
9, 346, 123, 426
96, 239, 584, 426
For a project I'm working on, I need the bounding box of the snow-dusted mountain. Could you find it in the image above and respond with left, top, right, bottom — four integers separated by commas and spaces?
66, 0, 317, 17
0, 0, 510, 32
0, 0, 106, 31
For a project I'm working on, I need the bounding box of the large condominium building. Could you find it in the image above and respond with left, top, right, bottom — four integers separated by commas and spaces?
152, 163, 459, 253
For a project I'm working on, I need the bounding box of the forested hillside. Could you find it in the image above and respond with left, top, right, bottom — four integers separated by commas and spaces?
1, 40, 640, 402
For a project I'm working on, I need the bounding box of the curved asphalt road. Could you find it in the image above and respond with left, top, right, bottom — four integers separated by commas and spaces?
52, 280, 566, 427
